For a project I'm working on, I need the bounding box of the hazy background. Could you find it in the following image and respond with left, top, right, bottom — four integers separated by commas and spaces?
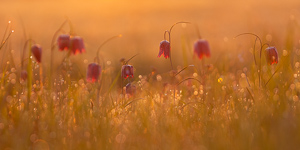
1, 0, 300, 75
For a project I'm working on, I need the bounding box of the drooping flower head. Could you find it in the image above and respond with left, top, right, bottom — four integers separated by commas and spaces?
265, 46, 278, 65
20, 70, 28, 81
125, 83, 136, 96
193, 39, 210, 59
86, 63, 102, 83
31, 44, 42, 63
121, 65, 134, 79
158, 40, 170, 59
57, 34, 70, 51
70, 36, 85, 55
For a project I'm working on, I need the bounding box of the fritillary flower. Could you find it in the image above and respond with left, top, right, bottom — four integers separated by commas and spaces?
121, 65, 134, 79
20, 70, 28, 81
57, 34, 70, 51
194, 39, 210, 59
158, 40, 170, 59
86, 63, 101, 83
70, 36, 85, 55
265, 46, 278, 65
31, 44, 42, 63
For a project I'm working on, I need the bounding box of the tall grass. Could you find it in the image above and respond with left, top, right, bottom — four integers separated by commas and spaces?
1, 19, 300, 150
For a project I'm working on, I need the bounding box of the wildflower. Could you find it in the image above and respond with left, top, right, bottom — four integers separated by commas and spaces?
57, 34, 70, 51
265, 46, 278, 65
193, 39, 211, 59
31, 44, 42, 63
121, 65, 134, 79
86, 63, 101, 83
20, 70, 28, 81
158, 40, 170, 59
70, 36, 85, 55
125, 83, 136, 95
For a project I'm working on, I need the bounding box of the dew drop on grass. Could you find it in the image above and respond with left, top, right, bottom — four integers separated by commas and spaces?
283, 50, 288, 56
156, 75, 162, 81
266, 34, 272, 42
0, 123, 4, 130
293, 95, 299, 102
10, 68, 16, 72
193, 73, 198, 77
218, 77, 223, 83
30, 134, 38, 143
290, 84, 295, 90
84, 59, 88, 64
295, 62, 300, 68
11, 79, 16, 84
194, 91, 198, 95
116, 133, 126, 143
107, 61, 111, 65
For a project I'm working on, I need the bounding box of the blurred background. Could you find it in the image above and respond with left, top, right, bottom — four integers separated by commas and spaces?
1, 0, 300, 75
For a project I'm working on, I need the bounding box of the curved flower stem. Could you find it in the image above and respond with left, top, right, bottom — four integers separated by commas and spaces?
167, 21, 191, 71
165, 21, 191, 105
253, 38, 258, 66
50, 19, 69, 89
193, 23, 202, 39
174, 65, 198, 77
21, 39, 35, 69
235, 33, 264, 87
95, 34, 122, 64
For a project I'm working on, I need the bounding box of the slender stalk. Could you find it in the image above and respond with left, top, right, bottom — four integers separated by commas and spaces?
96, 34, 122, 64
235, 33, 263, 87
194, 23, 202, 39
167, 21, 190, 70
125, 53, 139, 65
0, 30, 13, 51
26, 40, 32, 111
174, 65, 196, 77
265, 65, 281, 87
50, 19, 69, 89
39, 65, 43, 92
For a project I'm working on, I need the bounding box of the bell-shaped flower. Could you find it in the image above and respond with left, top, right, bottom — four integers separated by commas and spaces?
57, 34, 70, 51
193, 39, 211, 59
20, 70, 28, 81
86, 63, 101, 83
121, 65, 134, 79
31, 44, 42, 63
158, 40, 170, 59
265, 46, 278, 65
70, 36, 85, 55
